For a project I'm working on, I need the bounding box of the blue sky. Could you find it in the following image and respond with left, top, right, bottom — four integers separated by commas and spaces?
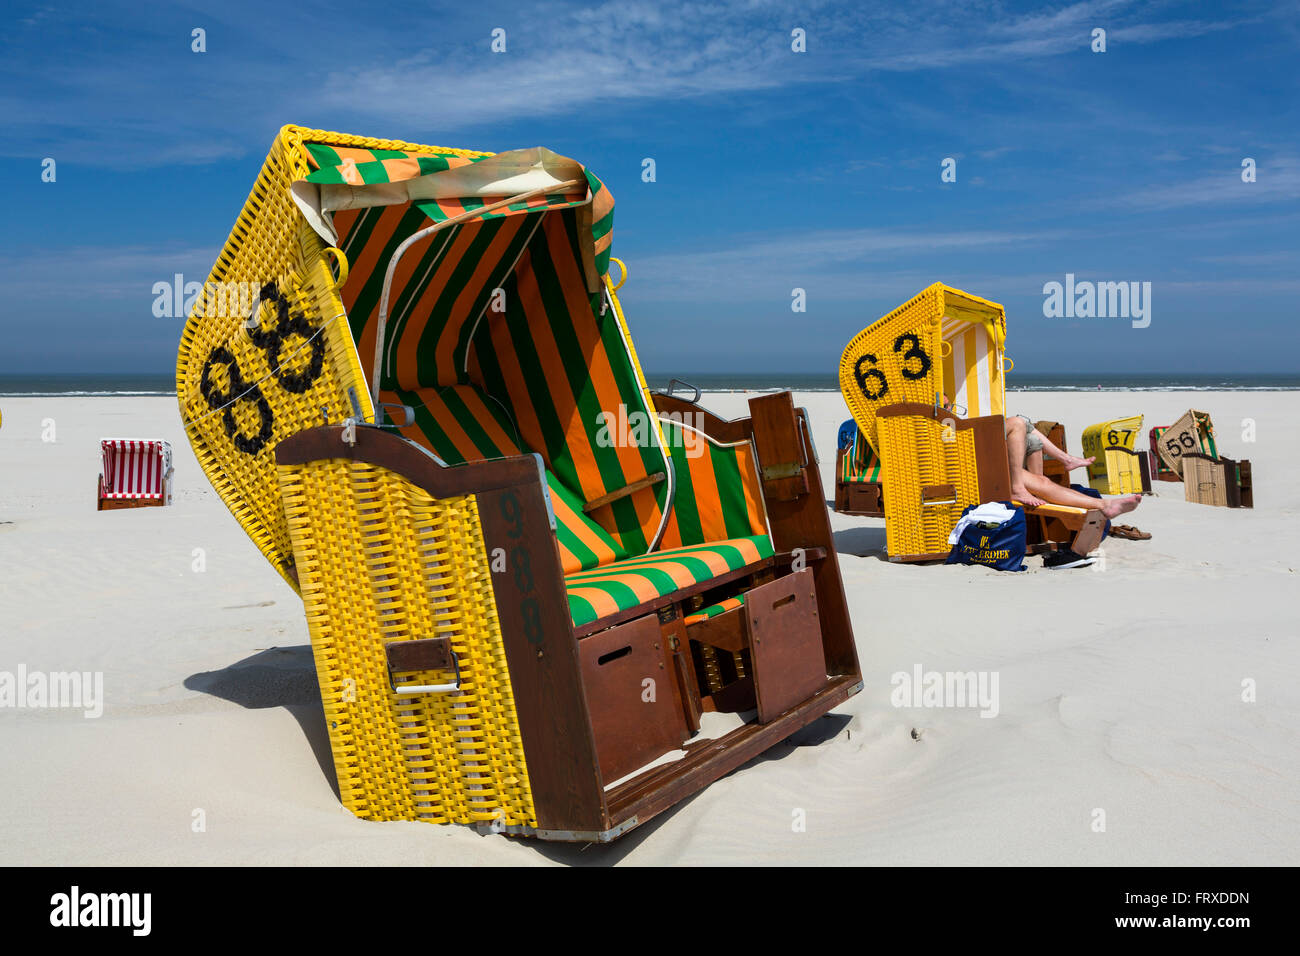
1, 0, 1297, 378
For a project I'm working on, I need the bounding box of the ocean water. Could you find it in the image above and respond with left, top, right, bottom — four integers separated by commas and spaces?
2, 371, 1298, 397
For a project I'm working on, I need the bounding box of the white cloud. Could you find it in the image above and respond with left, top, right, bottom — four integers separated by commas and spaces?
1118, 156, 1300, 209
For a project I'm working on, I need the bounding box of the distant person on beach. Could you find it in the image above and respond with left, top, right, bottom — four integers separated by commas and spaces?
1005, 414, 1141, 519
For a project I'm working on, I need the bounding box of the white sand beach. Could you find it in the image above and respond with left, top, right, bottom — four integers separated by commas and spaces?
1, 390, 1296, 866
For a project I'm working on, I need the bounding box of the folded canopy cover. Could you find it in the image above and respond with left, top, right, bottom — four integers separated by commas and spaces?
291, 144, 614, 292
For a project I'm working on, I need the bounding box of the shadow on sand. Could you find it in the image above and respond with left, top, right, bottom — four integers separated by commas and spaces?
186, 647, 851, 864
833, 525, 887, 559
185, 645, 339, 800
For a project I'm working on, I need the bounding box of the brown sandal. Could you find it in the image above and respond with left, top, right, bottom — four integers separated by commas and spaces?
1110, 524, 1151, 540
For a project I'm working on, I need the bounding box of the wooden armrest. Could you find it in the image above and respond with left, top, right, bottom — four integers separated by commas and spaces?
582, 472, 666, 513
1018, 501, 1089, 517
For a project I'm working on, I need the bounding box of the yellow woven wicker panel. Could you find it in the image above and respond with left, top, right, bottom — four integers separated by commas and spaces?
176, 125, 488, 589
839, 283, 1007, 451
277, 456, 536, 828
878, 414, 979, 559
1082, 414, 1143, 494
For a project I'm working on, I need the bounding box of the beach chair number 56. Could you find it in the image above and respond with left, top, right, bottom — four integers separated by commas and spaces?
198, 281, 326, 456
1164, 430, 1196, 459
853, 333, 933, 401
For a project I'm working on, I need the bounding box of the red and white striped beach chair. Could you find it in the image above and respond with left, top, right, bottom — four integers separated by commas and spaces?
97, 439, 173, 510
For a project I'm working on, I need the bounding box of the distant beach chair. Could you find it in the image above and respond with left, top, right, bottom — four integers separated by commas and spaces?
1148, 426, 1181, 481
175, 125, 860, 843
838, 283, 1105, 561
834, 418, 884, 516
97, 439, 173, 510
1081, 414, 1152, 494
1153, 409, 1218, 479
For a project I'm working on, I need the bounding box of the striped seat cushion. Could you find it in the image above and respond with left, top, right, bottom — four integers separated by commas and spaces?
564, 536, 773, 629
683, 596, 744, 626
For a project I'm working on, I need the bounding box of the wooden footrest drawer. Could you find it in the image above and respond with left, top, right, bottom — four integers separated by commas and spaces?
578, 614, 688, 784
686, 569, 827, 724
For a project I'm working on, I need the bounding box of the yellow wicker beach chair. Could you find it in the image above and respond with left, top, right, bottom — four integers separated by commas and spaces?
1081, 414, 1152, 494
177, 126, 860, 842
838, 283, 1104, 561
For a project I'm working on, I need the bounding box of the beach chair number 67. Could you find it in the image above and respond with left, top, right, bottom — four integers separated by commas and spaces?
853, 334, 933, 401
198, 281, 325, 456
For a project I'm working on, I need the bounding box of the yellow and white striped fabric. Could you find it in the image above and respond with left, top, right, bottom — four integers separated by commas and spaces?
940, 314, 1005, 420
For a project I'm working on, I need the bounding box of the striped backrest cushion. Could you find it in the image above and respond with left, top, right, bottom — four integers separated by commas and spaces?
378, 383, 627, 574
332, 205, 540, 392
656, 419, 767, 549
468, 213, 668, 558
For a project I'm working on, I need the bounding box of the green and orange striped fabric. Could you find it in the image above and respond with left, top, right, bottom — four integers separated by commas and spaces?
378, 383, 628, 575
683, 596, 745, 626
657, 419, 767, 549
315, 143, 664, 556
840, 434, 882, 483
302, 139, 776, 627
468, 213, 669, 557
305, 143, 484, 185
565, 537, 773, 629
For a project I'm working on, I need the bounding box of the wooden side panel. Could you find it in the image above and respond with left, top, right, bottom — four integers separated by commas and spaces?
578, 615, 687, 784
748, 393, 860, 679
477, 483, 608, 832
746, 570, 826, 723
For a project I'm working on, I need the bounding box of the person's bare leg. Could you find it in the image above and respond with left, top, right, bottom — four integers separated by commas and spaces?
1006, 417, 1046, 506
1036, 429, 1093, 472
1016, 470, 1141, 519
1027, 449, 1045, 476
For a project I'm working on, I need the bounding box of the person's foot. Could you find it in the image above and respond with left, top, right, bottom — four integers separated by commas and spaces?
1101, 494, 1141, 519
1011, 484, 1046, 508
1061, 453, 1095, 472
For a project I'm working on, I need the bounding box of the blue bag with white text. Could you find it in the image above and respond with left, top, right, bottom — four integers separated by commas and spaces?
945, 502, 1027, 572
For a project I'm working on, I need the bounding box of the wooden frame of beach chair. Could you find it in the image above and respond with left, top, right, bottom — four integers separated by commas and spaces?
1034, 420, 1070, 488
96, 439, 173, 510
839, 283, 1105, 562
1081, 414, 1152, 495
176, 125, 860, 842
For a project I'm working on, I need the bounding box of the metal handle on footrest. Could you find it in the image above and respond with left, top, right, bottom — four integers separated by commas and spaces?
385, 637, 462, 695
